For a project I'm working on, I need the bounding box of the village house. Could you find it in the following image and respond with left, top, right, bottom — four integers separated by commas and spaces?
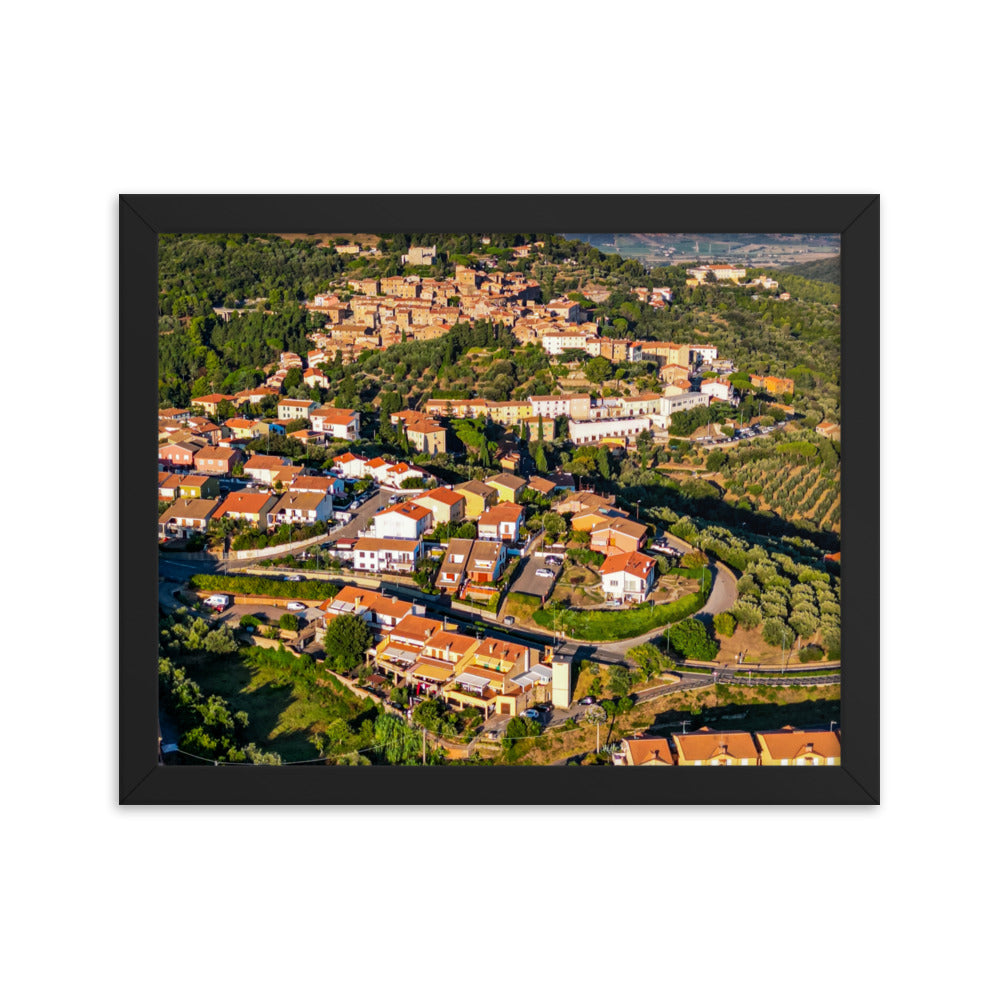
454, 480, 499, 519
158, 441, 201, 469
673, 728, 760, 766
525, 476, 558, 497
589, 517, 648, 556
210, 489, 279, 529
436, 538, 474, 593
411, 486, 465, 525
403, 417, 446, 455
477, 502, 525, 544
158, 497, 221, 540
755, 727, 841, 766
621, 737, 674, 766
350, 537, 424, 575
371, 501, 434, 540
484, 473, 527, 504
311, 407, 361, 440
158, 473, 219, 501
331, 452, 370, 479
302, 367, 330, 389
529, 393, 592, 421
194, 445, 242, 476
243, 454, 290, 486
265, 490, 334, 527
190, 393, 238, 417
600, 550, 657, 603
277, 398, 320, 422
288, 474, 343, 495
233, 386, 279, 406
225, 417, 259, 440
318, 586, 413, 639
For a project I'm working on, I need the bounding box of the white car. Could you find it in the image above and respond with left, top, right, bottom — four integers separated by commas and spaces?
535, 568, 555, 578
286, 601, 307, 611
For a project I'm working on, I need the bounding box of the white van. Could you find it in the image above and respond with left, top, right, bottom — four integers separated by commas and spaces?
203, 594, 231, 609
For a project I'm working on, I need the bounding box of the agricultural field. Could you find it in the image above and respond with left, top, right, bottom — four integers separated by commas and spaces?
715, 432, 841, 534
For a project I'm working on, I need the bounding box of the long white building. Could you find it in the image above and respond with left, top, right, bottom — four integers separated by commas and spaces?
568, 416, 652, 445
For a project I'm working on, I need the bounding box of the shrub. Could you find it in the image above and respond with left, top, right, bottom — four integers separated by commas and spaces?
798, 645, 824, 663
713, 612, 736, 638
239, 614, 260, 630
278, 613, 299, 631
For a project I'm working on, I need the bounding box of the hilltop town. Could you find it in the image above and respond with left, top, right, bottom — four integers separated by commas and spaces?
157, 233, 842, 767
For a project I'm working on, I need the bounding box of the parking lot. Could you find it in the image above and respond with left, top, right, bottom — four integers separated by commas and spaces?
508, 552, 561, 600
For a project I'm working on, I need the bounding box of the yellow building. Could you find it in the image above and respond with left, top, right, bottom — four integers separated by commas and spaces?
673, 727, 759, 766
484, 473, 527, 503
755, 726, 841, 766
454, 480, 499, 518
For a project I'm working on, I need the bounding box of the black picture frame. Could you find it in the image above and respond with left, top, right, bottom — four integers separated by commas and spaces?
121, 194, 879, 805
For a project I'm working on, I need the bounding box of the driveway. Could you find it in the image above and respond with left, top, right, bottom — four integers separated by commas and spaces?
508, 553, 559, 600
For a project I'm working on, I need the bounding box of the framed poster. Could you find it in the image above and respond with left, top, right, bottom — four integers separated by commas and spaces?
121, 194, 878, 804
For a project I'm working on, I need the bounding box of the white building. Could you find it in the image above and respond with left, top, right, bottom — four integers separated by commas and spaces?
351, 538, 423, 574
277, 398, 318, 421
265, 491, 334, 527
690, 344, 718, 365
568, 416, 652, 445
700, 379, 733, 401
600, 551, 657, 603
371, 501, 434, 540
311, 407, 360, 441
529, 394, 592, 420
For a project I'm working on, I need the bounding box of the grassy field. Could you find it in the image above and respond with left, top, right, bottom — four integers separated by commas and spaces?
181, 647, 370, 762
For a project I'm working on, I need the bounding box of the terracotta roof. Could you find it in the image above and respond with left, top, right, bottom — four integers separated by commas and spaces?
376, 501, 432, 521
415, 486, 463, 505
159, 497, 220, 523
244, 455, 287, 470
623, 737, 674, 765
672, 727, 758, 762
600, 551, 656, 577
478, 502, 524, 526
279, 398, 315, 408
390, 614, 445, 644
755, 727, 841, 760
526, 477, 556, 494
591, 517, 647, 540
212, 490, 276, 517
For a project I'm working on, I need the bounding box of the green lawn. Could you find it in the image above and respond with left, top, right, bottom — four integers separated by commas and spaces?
181, 647, 371, 762
533, 569, 712, 641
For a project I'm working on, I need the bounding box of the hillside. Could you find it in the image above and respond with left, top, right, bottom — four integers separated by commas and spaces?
777, 255, 841, 285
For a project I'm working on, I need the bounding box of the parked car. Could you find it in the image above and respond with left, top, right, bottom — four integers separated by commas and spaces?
579, 696, 597, 706
286, 601, 306, 611
520, 708, 540, 721
544, 556, 561, 567
202, 593, 231, 609
283, 574, 303, 582
537, 702, 553, 713
349, 501, 360, 510
535, 568, 555, 578
503, 616, 515, 625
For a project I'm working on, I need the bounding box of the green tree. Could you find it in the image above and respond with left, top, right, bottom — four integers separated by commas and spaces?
608, 664, 631, 698
323, 614, 372, 673
666, 618, 719, 661
278, 613, 299, 631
